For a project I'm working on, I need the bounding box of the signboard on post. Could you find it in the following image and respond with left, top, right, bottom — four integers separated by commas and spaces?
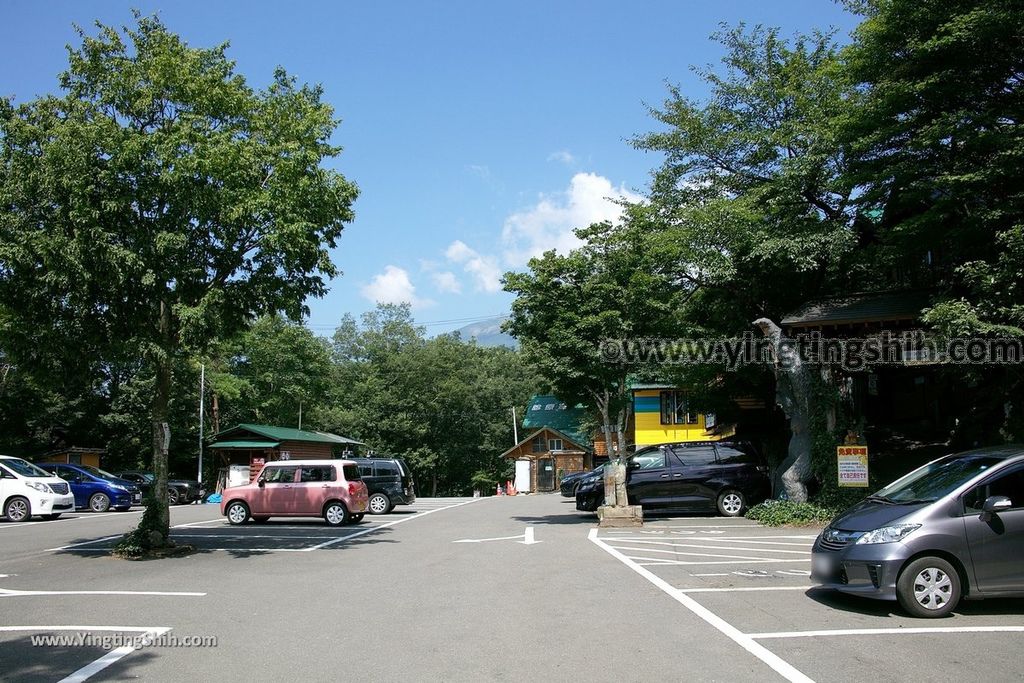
837, 446, 869, 487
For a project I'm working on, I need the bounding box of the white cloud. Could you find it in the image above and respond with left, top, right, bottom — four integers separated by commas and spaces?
445, 239, 503, 293
360, 265, 434, 309
431, 271, 462, 294
547, 150, 576, 165
501, 172, 643, 267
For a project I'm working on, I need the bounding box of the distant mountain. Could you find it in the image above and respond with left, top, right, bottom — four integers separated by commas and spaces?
456, 317, 518, 348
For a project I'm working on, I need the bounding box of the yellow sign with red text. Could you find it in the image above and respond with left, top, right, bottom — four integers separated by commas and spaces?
837, 445, 869, 488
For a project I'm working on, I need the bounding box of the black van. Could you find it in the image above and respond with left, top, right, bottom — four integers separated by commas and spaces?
349, 457, 416, 514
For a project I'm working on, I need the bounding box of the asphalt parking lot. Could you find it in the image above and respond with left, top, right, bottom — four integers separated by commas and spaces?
1, 495, 1022, 682
591, 517, 1024, 682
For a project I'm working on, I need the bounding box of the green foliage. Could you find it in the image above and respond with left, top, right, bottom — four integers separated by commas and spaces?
111, 492, 167, 558
313, 304, 538, 496
0, 13, 357, 541
745, 499, 838, 527
504, 212, 683, 452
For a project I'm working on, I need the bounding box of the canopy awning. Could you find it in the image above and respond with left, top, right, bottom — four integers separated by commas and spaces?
207, 440, 280, 449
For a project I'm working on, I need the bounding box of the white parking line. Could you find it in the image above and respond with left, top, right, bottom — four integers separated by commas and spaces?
631, 558, 809, 566
612, 546, 796, 562
605, 540, 811, 555
589, 528, 813, 683
0, 588, 204, 597
46, 535, 124, 552
0, 626, 170, 683
750, 626, 1024, 639
44, 499, 482, 554
310, 498, 482, 550
678, 586, 814, 593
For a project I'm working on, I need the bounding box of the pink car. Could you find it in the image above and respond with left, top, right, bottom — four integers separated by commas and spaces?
221, 460, 369, 526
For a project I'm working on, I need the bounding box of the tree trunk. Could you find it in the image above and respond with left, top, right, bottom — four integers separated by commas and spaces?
754, 318, 812, 502
211, 392, 220, 435
150, 300, 173, 544
431, 470, 438, 497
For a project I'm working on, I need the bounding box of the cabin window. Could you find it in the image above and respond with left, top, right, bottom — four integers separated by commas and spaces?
548, 439, 564, 452
660, 391, 697, 425
532, 437, 545, 453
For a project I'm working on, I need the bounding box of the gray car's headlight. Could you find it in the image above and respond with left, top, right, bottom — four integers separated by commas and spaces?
855, 524, 921, 545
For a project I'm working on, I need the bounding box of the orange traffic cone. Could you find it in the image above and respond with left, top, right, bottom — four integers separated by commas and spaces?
508, 480, 517, 496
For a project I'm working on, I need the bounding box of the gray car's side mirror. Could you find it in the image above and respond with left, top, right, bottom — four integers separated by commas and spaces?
982, 495, 1012, 513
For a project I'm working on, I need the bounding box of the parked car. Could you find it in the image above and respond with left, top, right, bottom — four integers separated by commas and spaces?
574, 465, 607, 511
812, 445, 1024, 618
561, 465, 605, 497
115, 471, 205, 505
575, 441, 769, 516
349, 457, 416, 514
220, 459, 369, 526
37, 463, 141, 512
0, 455, 76, 522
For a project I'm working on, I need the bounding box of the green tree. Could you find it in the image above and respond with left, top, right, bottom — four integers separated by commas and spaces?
840, 0, 1024, 442
322, 304, 539, 495
632, 25, 857, 501
221, 316, 333, 429
504, 214, 681, 507
0, 15, 356, 543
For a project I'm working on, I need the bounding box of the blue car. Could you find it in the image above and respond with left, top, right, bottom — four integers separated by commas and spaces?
39, 463, 142, 512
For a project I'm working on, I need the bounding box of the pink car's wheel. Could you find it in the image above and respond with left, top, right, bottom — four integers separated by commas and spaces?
226, 501, 249, 525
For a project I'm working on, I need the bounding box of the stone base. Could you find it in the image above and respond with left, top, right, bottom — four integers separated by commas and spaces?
597, 504, 644, 528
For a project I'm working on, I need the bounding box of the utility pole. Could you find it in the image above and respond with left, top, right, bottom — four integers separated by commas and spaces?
298, 401, 303, 430
198, 364, 205, 484
511, 406, 518, 445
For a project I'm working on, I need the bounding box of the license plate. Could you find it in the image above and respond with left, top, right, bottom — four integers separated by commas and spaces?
812, 554, 834, 577
133, 494, 142, 503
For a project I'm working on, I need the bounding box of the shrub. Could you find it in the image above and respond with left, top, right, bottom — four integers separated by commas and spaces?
112, 492, 167, 559
745, 499, 837, 527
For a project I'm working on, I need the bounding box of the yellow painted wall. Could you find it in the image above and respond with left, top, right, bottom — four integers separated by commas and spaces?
632, 389, 723, 447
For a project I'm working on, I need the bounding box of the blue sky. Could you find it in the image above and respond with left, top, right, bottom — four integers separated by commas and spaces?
1, 1, 860, 335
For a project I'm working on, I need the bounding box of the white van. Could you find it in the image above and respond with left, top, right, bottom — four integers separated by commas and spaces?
0, 455, 76, 522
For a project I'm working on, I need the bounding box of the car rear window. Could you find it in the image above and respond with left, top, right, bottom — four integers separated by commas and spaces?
715, 442, 760, 465
671, 445, 718, 466
343, 464, 361, 481
375, 462, 400, 477
300, 466, 335, 482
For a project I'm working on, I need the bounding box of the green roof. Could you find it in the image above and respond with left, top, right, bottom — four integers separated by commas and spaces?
214, 424, 364, 446
521, 395, 588, 445
208, 440, 280, 449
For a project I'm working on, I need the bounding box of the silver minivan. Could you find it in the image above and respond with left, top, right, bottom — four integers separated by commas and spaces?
812, 445, 1024, 617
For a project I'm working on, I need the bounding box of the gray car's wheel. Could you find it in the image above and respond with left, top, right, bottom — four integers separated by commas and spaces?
226, 501, 250, 525
897, 556, 961, 618
717, 489, 746, 517
168, 488, 180, 505
368, 493, 391, 515
324, 501, 349, 526
4, 496, 31, 522
89, 493, 111, 513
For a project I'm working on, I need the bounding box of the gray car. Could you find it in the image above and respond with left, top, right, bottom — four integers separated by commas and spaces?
811, 445, 1024, 618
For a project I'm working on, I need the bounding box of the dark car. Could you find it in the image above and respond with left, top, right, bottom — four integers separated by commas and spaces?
349, 457, 416, 514
560, 465, 604, 497
115, 471, 205, 505
39, 463, 142, 512
811, 445, 1024, 618
574, 465, 607, 511
575, 441, 769, 517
